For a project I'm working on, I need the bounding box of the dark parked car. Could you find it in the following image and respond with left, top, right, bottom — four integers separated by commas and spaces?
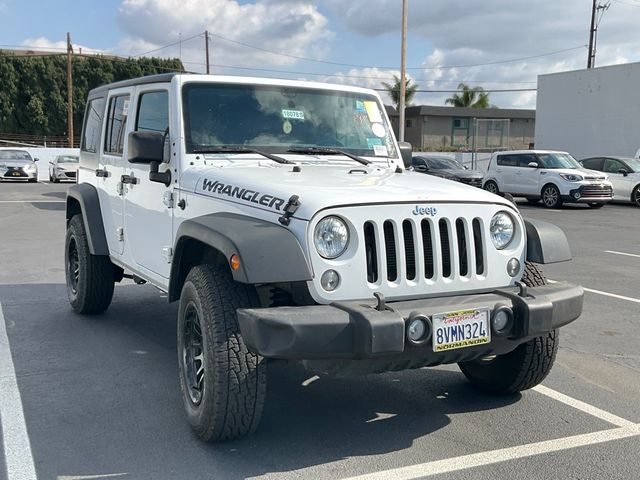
411, 155, 484, 188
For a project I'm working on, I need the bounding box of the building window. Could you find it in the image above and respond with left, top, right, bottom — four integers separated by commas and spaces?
485, 120, 505, 148
406, 118, 413, 128
451, 117, 470, 147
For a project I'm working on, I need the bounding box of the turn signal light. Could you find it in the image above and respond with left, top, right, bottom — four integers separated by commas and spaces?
230, 254, 241, 271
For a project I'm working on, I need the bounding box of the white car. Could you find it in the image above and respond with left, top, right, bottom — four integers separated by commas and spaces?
0, 149, 38, 182
64, 74, 583, 442
49, 154, 79, 182
580, 156, 640, 207
483, 150, 613, 209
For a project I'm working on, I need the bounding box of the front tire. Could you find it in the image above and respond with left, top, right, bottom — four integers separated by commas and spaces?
458, 262, 559, 394
541, 184, 562, 209
65, 215, 115, 314
177, 264, 266, 442
632, 185, 640, 207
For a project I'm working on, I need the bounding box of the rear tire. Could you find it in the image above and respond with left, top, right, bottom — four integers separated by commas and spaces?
65, 215, 115, 314
28, 178, 37, 183
458, 262, 558, 394
177, 264, 266, 442
483, 180, 499, 195
541, 184, 562, 209
632, 185, 640, 207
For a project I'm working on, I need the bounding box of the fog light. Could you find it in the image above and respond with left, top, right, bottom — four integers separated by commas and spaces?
321, 270, 340, 291
507, 258, 521, 277
491, 306, 513, 336
406, 314, 431, 345
573, 192, 581, 199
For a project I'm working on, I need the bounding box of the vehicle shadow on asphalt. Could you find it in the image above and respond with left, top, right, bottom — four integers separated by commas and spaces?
0, 283, 521, 480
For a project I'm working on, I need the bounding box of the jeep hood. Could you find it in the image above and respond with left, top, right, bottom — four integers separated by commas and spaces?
183, 163, 511, 220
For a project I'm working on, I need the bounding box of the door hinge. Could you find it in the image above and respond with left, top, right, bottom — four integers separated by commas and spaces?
116, 182, 124, 196
162, 246, 173, 263
116, 227, 124, 242
163, 191, 175, 209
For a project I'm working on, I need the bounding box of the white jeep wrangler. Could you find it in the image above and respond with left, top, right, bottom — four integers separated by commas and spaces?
66, 74, 584, 442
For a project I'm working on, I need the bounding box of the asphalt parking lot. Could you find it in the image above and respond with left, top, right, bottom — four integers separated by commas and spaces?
0, 181, 639, 480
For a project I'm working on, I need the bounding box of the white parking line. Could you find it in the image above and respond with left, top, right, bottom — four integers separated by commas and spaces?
339, 424, 640, 480
605, 250, 640, 259
548, 280, 640, 305
533, 385, 635, 428
0, 302, 38, 480
0, 200, 65, 203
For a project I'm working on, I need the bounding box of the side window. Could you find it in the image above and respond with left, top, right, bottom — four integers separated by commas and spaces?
497, 155, 517, 167
603, 158, 623, 174
517, 154, 537, 167
104, 95, 130, 156
81, 97, 105, 153
136, 91, 169, 134
582, 158, 604, 171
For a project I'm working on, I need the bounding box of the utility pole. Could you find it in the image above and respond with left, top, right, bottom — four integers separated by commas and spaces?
398, 0, 408, 142
66, 32, 74, 148
587, 0, 611, 68
205, 30, 210, 74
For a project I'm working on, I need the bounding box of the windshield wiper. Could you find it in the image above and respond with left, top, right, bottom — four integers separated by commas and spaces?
287, 147, 371, 166
193, 146, 294, 165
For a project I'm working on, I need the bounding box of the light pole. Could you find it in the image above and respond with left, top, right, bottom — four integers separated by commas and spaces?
398, 0, 408, 142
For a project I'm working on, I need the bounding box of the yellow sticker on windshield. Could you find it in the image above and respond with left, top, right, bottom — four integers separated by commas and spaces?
364, 101, 382, 123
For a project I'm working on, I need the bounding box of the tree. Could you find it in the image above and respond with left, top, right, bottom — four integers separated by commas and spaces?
445, 83, 491, 108
381, 75, 418, 110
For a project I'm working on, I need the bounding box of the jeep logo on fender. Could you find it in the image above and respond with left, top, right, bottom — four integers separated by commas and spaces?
412, 205, 438, 216
201, 178, 286, 211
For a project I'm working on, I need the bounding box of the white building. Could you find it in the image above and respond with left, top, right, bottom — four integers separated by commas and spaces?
535, 62, 640, 160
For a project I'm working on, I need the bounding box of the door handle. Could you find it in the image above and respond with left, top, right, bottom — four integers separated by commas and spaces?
121, 174, 139, 185
95, 169, 110, 178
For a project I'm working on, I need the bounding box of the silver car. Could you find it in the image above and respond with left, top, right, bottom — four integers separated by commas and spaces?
580, 156, 640, 207
0, 149, 38, 182
49, 154, 79, 183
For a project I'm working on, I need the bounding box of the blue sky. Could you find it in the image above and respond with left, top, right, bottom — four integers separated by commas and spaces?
1, 0, 639, 108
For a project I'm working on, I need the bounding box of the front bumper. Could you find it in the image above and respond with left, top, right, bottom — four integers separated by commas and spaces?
563, 184, 613, 203
0, 168, 37, 180
238, 282, 583, 371
52, 169, 77, 180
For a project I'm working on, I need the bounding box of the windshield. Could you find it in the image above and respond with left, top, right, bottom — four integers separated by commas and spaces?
56, 155, 79, 163
537, 153, 581, 169
182, 83, 397, 159
0, 150, 32, 161
625, 158, 640, 172
425, 157, 464, 170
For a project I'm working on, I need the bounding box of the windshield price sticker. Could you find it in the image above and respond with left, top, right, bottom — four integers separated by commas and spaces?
432, 308, 490, 352
282, 109, 305, 120
373, 145, 388, 156
364, 101, 383, 123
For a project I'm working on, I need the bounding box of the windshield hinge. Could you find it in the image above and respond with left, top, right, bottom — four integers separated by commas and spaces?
278, 195, 301, 226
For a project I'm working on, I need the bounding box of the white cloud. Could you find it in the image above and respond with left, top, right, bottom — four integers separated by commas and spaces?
115, 0, 333, 73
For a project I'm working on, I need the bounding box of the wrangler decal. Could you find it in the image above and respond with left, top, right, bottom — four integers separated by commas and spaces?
201, 178, 286, 211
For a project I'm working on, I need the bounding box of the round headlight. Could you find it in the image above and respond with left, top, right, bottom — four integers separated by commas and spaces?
489, 212, 515, 249
314, 216, 349, 259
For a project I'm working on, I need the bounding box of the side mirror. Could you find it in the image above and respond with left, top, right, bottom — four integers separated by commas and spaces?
414, 164, 428, 172
34, 158, 39, 162
618, 168, 628, 177
398, 142, 412, 169
527, 161, 539, 168
128, 131, 164, 164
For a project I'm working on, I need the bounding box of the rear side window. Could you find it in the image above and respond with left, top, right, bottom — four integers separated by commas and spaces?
516, 154, 537, 167
581, 158, 604, 171
496, 155, 517, 167
81, 98, 105, 153
104, 95, 130, 155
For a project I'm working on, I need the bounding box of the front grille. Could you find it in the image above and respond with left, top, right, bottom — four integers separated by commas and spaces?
579, 185, 613, 198
4, 168, 27, 178
65, 171, 77, 178
364, 216, 486, 284
459, 177, 483, 188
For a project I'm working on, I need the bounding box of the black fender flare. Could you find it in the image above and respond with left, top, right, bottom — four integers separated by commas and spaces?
524, 218, 572, 264
66, 183, 109, 255
168, 213, 312, 302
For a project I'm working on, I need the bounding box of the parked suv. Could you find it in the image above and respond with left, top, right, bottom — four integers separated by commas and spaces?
483, 150, 613, 208
65, 74, 583, 442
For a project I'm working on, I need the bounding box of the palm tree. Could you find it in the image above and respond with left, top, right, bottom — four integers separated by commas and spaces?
382, 75, 418, 110
445, 83, 490, 108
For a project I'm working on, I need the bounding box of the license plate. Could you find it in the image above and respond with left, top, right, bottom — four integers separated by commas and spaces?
432, 308, 490, 352
11, 171, 21, 176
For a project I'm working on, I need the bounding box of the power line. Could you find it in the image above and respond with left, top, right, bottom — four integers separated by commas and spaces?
375, 88, 536, 93
130, 32, 203, 58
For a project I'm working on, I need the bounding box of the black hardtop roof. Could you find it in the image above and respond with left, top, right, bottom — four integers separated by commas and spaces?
88, 73, 180, 97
